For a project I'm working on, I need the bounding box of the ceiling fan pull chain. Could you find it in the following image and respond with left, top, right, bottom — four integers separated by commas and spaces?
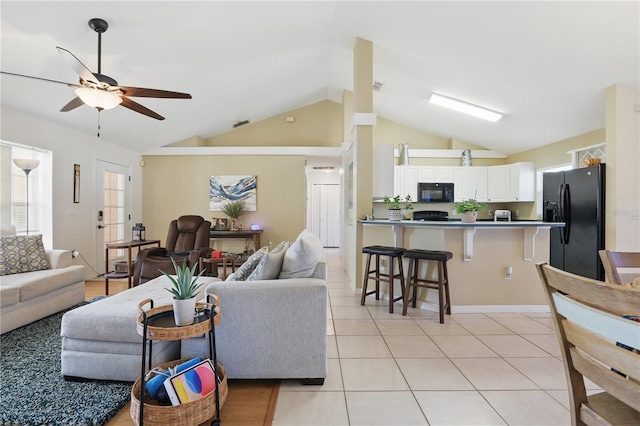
97, 110, 101, 138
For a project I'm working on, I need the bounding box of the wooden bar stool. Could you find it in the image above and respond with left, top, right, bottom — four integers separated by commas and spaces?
361, 245, 406, 313
402, 249, 453, 323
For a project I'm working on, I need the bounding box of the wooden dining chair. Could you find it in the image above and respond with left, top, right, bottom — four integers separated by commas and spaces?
599, 250, 640, 286
536, 263, 640, 426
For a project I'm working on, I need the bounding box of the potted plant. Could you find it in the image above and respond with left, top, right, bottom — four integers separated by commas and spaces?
452, 198, 486, 223
160, 257, 205, 326
384, 195, 413, 221
221, 200, 249, 231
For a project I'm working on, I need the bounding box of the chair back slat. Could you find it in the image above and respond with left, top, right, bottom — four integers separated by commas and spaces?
536, 263, 640, 426
570, 346, 640, 412
563, 320, 640, 384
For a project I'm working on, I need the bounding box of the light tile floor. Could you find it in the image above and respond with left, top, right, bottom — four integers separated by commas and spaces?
272, 249, 590, 425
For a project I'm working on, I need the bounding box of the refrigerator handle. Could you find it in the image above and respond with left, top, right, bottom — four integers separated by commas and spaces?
558, 184, 565, 244
564, 184, 571, 244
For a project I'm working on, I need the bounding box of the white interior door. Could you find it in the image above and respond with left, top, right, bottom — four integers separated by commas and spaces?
311, 184, 340, 247
95, 160, 130, 273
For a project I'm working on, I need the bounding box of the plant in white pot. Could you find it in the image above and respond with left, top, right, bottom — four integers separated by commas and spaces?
160, 257, 205, 326
383, 195, 413, 221
452, 198, 486, 223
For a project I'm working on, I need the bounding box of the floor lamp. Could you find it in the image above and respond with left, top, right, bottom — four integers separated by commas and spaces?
13, 159, 40, 235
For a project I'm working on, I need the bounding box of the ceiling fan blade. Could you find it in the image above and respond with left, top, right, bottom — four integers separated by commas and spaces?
118, 86, 192, 99
60, 96, 85, 112
1, 71, 75, 86
56, 47, 99, 86
120, 97, 165, 120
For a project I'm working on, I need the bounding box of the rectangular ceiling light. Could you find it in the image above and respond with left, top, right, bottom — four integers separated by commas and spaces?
428, 92, 503, 122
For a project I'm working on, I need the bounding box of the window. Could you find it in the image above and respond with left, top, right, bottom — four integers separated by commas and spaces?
0, 141, 53, 247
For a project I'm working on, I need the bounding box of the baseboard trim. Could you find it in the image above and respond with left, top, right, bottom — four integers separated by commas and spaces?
388, 298, 549, 314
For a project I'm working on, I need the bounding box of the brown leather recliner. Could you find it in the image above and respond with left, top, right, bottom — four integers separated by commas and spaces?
132, 215, 212, 286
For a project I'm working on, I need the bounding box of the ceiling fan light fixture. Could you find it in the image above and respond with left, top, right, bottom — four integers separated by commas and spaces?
75, 87, 122, 110
428, 92, 502, 122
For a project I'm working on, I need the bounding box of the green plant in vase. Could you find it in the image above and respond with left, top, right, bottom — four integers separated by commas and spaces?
452, 198, 486, 223
160, 257, 205, 326
383, 195, 413, 221
221, 200, 249, 230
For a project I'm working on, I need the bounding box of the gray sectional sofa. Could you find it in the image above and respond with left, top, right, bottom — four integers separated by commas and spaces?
60, 229, 328, 384
181, 262, 328, 383
1, 235, 85, 334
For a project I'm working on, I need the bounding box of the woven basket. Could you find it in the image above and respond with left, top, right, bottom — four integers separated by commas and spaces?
130, 359, 228, 426
136, 297, 221, 341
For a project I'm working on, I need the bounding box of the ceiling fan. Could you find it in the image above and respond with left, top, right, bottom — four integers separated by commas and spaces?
1, 18, 191, 121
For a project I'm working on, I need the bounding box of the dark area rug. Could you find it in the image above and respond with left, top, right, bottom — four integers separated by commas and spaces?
0, 304, 131, 426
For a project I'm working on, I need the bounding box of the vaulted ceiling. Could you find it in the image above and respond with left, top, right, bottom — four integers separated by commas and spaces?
1, 1, 638, 155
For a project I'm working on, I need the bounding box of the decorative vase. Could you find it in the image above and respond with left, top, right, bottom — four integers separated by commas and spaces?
461, 211, 477, 223
172, 297, 196, 326
388, 209, 402, 221
403, 209, 414, 220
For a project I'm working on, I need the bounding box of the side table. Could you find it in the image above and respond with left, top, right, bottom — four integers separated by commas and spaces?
133, 296, 225, 426
104, 240, 161, 295
199, 256, 236, 280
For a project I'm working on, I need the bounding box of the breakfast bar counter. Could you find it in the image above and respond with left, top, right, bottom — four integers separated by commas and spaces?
360, 219, 565, 261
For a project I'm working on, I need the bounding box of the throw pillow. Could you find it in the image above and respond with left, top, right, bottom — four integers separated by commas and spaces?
0, 234, 50, 276
247, 241, 290, 281
226, 246, 268, 281
278, 230, 323, 279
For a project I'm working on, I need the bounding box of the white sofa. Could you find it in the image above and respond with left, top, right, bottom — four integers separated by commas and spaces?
1, 245, 85, 334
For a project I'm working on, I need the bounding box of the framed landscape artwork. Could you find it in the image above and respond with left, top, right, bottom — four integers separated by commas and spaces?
209, 175, 257, 211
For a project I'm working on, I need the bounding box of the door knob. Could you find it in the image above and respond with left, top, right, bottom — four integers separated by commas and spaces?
97, 225, 106, 229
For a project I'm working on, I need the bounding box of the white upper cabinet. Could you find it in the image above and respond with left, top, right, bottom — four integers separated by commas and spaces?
394, 166, 417, 200
453, 166, 487, 202
487, 162, 535, 202
509, 162, 535, 201
417, 166, 454, 183
487, 165, 510, 202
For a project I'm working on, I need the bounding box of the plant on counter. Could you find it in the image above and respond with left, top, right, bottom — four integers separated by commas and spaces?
383, 195, 413, 221
383, 195, 413, 210
452, 198, 486, 213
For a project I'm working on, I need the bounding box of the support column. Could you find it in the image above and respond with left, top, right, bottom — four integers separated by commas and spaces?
353, 37, 374, 291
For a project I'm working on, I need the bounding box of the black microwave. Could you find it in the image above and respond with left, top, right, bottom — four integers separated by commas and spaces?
417, 182, 454, 203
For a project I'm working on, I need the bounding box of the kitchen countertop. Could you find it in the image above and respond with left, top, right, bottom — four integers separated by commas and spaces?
360, 219, 564, 261
360, 219, 565, 228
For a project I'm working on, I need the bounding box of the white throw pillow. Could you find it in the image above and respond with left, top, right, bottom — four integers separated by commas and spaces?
278, 230, 323, 279
247, 241, 290, 281
226, 247, 268, 281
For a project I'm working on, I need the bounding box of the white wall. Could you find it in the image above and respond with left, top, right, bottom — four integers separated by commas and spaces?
605, 85, 640, 252
1, 107, 143, 278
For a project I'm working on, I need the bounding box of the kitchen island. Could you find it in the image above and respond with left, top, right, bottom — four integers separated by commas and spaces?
359, 219, 566, 308
360, 219, 565, 261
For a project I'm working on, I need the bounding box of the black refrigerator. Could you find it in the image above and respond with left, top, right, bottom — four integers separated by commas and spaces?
543, 164, 605, 280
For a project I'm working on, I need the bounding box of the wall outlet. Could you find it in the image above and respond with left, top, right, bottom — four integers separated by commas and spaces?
489, 210, 494, 217
505, 266, 513, 280
515, 210, 520, 218
380, 258, 388, 272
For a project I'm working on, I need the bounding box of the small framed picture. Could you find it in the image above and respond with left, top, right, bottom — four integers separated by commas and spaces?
214, 218, 228, 231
